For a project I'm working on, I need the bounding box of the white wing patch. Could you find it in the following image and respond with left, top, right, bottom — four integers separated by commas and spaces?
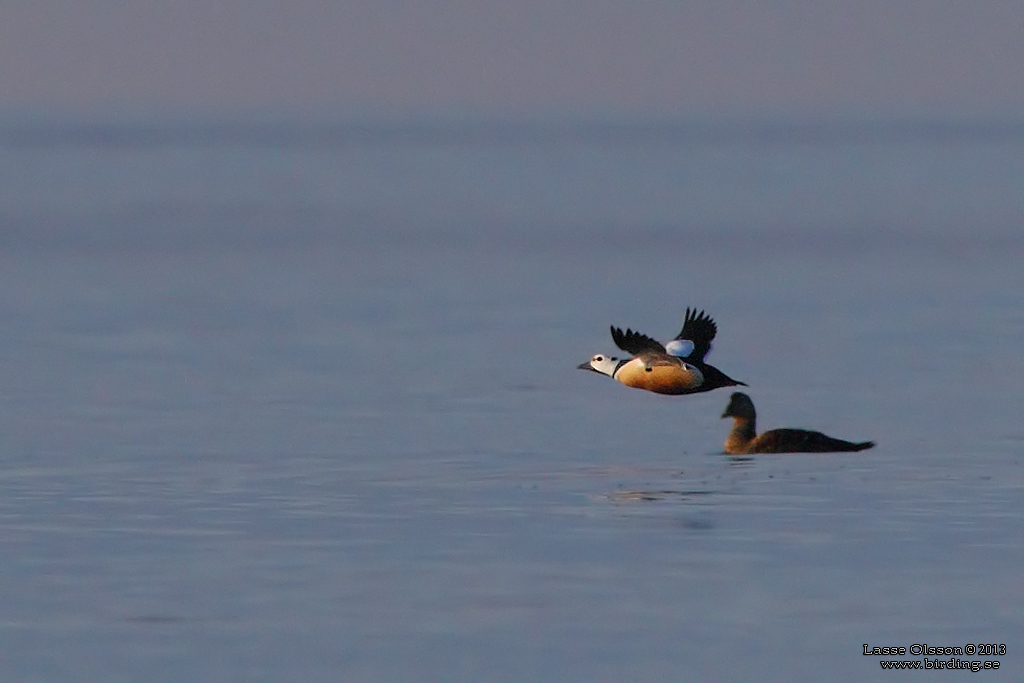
665, 339, 695, 358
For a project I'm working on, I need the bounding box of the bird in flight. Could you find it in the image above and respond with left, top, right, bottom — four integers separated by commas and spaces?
578, 308, 745, 395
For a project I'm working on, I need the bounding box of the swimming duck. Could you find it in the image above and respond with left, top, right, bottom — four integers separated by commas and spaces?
578, 308, 746, 395
721, 392, 874, 454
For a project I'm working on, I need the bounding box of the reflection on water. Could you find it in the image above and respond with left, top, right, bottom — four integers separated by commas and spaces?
607, 490, 716, 503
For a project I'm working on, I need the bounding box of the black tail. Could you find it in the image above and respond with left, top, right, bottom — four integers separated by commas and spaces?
817, 435, 874, 452
701, 364, 746, 391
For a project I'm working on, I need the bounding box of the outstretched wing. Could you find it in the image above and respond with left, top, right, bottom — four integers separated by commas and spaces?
610, 326, 666, 356
674, 307, 718, 361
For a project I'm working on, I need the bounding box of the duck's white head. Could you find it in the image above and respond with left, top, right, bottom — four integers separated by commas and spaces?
577, 353, 621, 378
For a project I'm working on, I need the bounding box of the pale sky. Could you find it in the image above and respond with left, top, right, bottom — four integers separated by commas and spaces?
2, 0, 1023, 118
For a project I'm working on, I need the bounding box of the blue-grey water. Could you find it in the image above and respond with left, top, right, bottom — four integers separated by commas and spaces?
1, 119, 1022, 681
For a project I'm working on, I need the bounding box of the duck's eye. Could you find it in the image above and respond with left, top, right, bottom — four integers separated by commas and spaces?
595, 355, 604, 362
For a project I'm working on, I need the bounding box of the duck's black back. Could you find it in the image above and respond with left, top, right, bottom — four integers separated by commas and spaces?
750, 429, 874, 454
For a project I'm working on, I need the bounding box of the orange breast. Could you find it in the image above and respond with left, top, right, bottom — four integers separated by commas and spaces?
613, 358, 704, 395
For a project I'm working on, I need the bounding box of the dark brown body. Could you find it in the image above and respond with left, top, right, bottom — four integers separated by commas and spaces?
722, 392, 874, 455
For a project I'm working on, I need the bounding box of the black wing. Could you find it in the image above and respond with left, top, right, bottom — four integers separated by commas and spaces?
610, 326, 666, 356
675, 308, 717, 361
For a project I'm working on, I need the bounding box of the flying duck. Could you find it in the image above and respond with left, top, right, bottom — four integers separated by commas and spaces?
721, 392, 874, 454
577, 308, 746, 395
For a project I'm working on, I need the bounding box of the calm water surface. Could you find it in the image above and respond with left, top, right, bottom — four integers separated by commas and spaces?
0, 120, 1022, 681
